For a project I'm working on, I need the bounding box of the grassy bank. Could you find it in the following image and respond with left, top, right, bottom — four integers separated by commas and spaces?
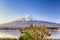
0, 38, 17, 40
0, 38, 60, 40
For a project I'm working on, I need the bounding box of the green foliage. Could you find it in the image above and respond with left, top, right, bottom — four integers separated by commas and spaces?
19, 34, 32, 40
19, 24, 51, 40
0, 38, 17, 40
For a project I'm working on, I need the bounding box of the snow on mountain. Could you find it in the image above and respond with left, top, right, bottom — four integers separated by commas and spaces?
0, 15, 60, 28
16, 15, 32, 21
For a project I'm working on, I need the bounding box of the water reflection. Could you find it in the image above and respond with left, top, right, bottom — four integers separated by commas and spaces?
0, 30, 20, 38
0, 28, 60, 39
48, 29, 60, 39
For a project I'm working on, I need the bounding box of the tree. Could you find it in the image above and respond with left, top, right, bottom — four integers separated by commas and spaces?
19, 24, 51, 40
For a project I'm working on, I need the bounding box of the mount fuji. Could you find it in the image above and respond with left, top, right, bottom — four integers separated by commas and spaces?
0, 15, 60, 28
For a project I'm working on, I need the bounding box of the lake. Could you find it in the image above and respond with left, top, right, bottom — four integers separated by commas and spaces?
0, 30, 20, 38
47, 29, 60, 39
0, 29, 60, 39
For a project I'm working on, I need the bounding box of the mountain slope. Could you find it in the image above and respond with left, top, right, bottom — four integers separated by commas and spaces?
0, 15, 60, 28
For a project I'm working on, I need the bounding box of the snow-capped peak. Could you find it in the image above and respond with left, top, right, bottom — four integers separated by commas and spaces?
24, 15, 32, 20
16, 15, 32, 21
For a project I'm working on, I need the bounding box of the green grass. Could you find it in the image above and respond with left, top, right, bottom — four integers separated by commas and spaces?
0, 38, 17, 40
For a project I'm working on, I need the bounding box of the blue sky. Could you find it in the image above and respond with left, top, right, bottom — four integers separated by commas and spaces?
0, 0, 60, 24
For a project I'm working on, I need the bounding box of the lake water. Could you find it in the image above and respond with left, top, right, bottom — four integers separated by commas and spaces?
0, 30, 20, 38
47, 29, 60, 39
0, 29, 60, 39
